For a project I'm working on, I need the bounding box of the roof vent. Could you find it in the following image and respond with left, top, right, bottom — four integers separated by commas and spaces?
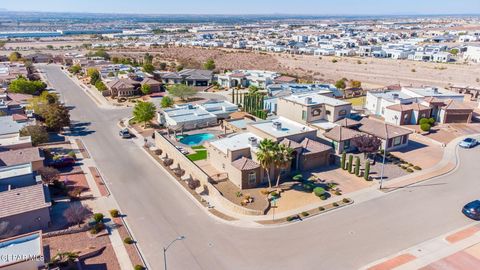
305, 97, 313, 104
248, 137, 258, 146
273, 121, 282, 130
392, 93, 399, 99
433, 87, 439, 94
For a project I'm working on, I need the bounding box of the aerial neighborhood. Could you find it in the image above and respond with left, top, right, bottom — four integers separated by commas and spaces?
0, 8, 479, 270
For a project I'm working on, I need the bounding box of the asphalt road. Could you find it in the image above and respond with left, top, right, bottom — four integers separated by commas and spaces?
40, 64, 480, 270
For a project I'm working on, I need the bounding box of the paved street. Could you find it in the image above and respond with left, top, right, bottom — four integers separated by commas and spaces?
40, 64, 480, 270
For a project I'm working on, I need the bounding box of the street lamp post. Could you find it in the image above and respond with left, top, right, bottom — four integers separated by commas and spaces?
163, 236, 185, 270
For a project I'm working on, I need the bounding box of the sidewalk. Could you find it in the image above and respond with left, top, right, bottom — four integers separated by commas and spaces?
361, 223, 480, 270
69, 137, 145, 270
126, 118, 480, 226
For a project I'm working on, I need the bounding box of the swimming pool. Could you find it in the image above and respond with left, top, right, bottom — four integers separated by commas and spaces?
177, 133, 215, 146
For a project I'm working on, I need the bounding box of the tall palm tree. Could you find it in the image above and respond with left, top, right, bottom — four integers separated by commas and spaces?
256, 139, 276, 188
274, 144, 293, 187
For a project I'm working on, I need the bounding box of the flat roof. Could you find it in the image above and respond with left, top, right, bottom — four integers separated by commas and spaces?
403, 86, 464, 98
209, 132, 262, 154
199, 100, 238, 115
228, 118, 254, 129
249, 116, 314, 138
370, 90, 414, 102
0, 163, 32, 180
163, 105, 216, 124
0, 135, 31, 148
282, 93, 350, 106
0, 116, 27, 136
0, 231, 42, 267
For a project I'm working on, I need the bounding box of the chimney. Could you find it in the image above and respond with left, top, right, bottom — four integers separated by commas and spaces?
305, 97, 312, 104
273, 121, 282, 130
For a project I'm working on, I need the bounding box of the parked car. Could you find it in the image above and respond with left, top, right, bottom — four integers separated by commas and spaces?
51, 156, 76, 168
462, 200, 480, 220
119, 128, 131, 139
459, 138, 477, 148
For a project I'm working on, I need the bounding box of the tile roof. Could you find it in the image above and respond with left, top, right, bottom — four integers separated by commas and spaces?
358, 118, 412, 140
0, 184, 51, 219
279, 138, 302, 149
0, 147, 44, 167
324, 126, 364, 142
141, 77, 161, 86
442, 99, 473, 110
387, 103, 430, 112
231, 157, 260, 171
300, 138, 332, 154
335, 118, 361, 127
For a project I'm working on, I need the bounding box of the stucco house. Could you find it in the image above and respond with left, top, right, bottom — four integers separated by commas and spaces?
0, 231, 45, 270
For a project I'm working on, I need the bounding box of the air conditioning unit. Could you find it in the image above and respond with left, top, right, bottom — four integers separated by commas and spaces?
273, 121, 282, 130
248, 136, 258, 146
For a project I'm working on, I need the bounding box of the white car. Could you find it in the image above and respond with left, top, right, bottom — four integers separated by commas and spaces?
459, 138, 477, 148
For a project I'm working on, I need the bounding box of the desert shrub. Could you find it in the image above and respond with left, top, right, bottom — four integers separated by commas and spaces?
411, 68, 416, 72
332, 202, 339, 207
413, 166, 422, 170
313, 187, 326, 197
428, 118, 435, 125
134, 265, 145, 270
343, 198, 351, 203
420, 123, 431, 132
270, 191, 279, 197
260, 189, 270, 195
187, 179, 201, 190
419, 118, 429, 125
109, 209, 119, 218
286, 216, 297, 222
235, 191, 243, 198
93, 213, 104, 223
406, 168, 414, 173
332, 59, 338, 63
335, 190, 342, 196
123, 237, 134, 244
319, 207, 325, 211
301, 211, 309, 217
154, 149, 163, 155
302, 181, 315, 192
67, 151, 76, 159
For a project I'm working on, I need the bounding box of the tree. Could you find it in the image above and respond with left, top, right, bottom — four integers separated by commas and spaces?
449, 48, 459, 55
69, 64, 82, 74
43, 103, 71, 131
176, 64, 184, 72
159, 62, 167, 70
248, 85, 259, 93
143, 63, 155, 74
144, 53, 153, 64
9, 77, 46, 94
335, 79, 347, 89
20, 125, 49, 146
341, 151, 346, 170
168, 84, 196, 101
204, 59, 216, 70
256, 139, 276, 188
352, 135, 382, 159
8, 52, 21, 62
88, 49, 110, 60
38, 167, 60, 184
87, 68, 101, 85
348, 154, 354, 173
64, 204, 93, 227
273, 143, 293, 187
161, 96, 174, 108
95, 80, 107, 91
141, 84, 152, 95
132, 101, 156, 128
420, 123, 431, 132
364, 160, 371, 181
350, 80, 362, 88
354, 156, 361, 176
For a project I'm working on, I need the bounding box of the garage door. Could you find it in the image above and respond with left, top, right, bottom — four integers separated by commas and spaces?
445, 113, 470, 123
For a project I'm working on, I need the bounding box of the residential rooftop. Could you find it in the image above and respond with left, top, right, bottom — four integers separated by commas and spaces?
402, 86, 464, 98
198, 100, 238, 115
0, 231, 42, 267
0, 135, 31, 149
0, 116, 28, 136
0, 163, 32, 180
0, 183, 51, 219
209, 132, 262, 154
163, 104, 216, 124
249, 116, 314, 138
282, 93, 351, 106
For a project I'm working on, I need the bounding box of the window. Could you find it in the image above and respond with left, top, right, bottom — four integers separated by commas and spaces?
326, 110, 331, 115
248, 171, 256, 185
393, 136, 402, 146
302, 110, 307, 120
338, 109, 347, 116
311, 108, 321, 116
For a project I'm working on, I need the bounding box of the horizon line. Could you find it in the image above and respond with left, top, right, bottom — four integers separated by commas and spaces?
1, 9, 480, 17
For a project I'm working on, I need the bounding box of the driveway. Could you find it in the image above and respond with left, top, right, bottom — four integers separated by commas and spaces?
40, 64, 480, 270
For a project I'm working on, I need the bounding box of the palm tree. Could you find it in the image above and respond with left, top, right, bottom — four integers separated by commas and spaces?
256, 139, 276, 188
274, 144, 293, 187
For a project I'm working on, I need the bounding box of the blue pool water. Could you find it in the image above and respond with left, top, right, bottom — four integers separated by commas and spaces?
177, 133, 215, 146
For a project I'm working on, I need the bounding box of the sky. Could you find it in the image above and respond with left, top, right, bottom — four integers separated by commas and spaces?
1, 0, 480, 15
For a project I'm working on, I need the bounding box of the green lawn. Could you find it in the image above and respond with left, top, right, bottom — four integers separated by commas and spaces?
191, 145, 206, 150
187, 149, 207, 161
345, 96, 366, 106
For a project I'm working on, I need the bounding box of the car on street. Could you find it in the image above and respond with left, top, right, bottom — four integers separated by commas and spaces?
119, 128, 131, 139
459, 138, 477, 148
51, 156, 76, 168
462, 200, 480, 220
